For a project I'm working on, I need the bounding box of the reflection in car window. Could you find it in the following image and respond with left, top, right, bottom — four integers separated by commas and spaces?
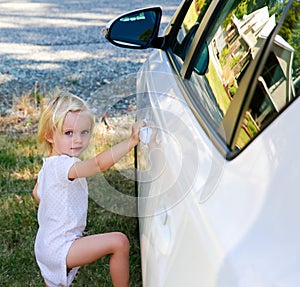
236, 1, 300, 149
187, 1, 286, 125
174, 0, 211, 61
172, 0, 298, 152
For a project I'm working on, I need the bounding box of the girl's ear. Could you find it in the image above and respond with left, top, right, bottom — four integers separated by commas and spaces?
44, 133, 54, 143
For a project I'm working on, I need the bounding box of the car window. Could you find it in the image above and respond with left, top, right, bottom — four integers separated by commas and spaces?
236, 1, 300, 149
171, 0, 298, 153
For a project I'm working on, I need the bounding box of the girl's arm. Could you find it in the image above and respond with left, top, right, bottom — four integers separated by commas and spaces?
68, 121, 143, 179
32, 183, 40, 203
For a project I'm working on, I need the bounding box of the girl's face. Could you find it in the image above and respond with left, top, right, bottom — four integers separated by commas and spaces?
48, 111, 92, 157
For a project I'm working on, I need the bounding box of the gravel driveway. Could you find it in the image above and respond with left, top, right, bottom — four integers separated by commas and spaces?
0, 0, 180, 115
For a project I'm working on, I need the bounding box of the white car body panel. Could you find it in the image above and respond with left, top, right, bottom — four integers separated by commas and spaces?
137, 49, 300, 286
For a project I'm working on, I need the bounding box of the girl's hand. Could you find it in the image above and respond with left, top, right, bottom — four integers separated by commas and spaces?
130, 120, 145, 146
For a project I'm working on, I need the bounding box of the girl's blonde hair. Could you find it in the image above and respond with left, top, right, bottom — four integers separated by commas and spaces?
38, 91, 95, 156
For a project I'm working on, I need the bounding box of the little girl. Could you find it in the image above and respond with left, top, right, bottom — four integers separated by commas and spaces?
32, 92, 143, 287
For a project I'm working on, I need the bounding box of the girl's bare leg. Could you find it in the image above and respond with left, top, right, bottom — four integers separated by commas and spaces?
66, 232, 130, 287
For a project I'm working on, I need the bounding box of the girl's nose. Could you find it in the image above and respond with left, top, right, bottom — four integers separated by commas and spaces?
73, 133, 82, 143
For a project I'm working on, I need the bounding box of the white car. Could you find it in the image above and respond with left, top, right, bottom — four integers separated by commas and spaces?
104, 0, 300, 286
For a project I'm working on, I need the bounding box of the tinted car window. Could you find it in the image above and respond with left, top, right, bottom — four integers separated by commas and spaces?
171, 0, 298, 153
236, 1, 300, 148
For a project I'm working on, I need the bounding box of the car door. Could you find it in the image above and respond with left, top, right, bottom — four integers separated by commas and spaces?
137, 0, 300, 286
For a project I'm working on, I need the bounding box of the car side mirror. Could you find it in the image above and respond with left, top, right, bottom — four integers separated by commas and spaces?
103, 7, 162, 49
194, 42, 209, 75
174, 23, 209, 75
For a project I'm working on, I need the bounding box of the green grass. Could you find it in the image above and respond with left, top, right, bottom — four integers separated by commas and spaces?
0, 127, 142, 286
206, 60, 231, 115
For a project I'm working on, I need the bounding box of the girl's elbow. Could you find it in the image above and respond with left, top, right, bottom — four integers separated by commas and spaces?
32, 184, 40, 203
32, 191, 40, 203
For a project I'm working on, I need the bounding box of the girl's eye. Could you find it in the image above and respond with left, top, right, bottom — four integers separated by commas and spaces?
65, 131, 73, 136
82, 130, 90, 135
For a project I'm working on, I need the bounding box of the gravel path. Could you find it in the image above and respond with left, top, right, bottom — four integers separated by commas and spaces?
0, 0, 180, 116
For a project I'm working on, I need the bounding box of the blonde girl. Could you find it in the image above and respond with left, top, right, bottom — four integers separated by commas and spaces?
33, 92, 143, 287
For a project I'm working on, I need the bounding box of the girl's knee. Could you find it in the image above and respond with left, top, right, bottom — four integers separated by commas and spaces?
112, 232, 130, 253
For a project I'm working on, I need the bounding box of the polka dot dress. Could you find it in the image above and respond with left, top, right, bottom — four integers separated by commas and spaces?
34, 155, 88, 287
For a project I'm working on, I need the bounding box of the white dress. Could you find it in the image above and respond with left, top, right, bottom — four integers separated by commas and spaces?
34, 155, 88, 287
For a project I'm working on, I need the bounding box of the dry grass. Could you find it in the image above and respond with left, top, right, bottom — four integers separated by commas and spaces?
0, 89, 43, 135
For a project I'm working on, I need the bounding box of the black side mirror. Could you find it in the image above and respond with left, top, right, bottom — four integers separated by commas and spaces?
103, 7, 162, 49
194, 42, 209, 75
174, 23, 209, 75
